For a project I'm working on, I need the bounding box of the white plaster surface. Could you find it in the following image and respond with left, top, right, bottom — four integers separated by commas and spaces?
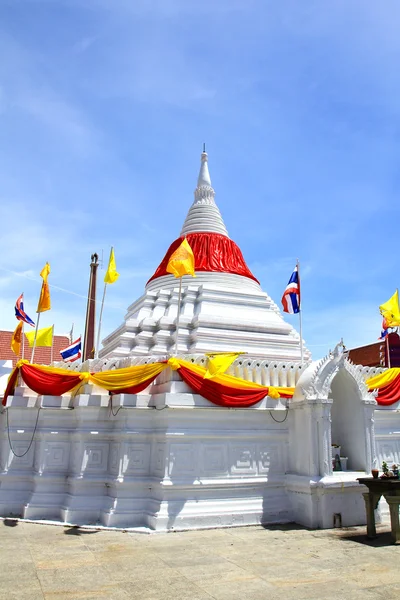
0, 349, 394, 532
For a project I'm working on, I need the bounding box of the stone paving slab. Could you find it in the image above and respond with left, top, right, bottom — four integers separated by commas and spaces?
0, 520, 398, 599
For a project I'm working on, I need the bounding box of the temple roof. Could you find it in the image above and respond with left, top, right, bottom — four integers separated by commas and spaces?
180, 151, 229, 237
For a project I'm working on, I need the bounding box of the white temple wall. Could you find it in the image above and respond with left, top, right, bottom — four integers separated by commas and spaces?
0, 378, 292, 530
1, 357, 399, 531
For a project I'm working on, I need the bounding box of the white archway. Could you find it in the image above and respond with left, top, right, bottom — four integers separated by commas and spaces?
287, 342, 377, 528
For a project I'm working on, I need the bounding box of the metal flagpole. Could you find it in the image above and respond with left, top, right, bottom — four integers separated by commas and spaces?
297, 259, 304, 365
95, 283, 107, 359
21, 323, 25, 360
30, 313, 41, 364
174, 277, 183, 355
50, 325, 54, 364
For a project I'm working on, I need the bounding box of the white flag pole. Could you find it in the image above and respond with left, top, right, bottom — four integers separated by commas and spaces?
174, 277, 183, 355
30, 313, 41, 364
297, 259, 304, 365
95, 283, 107, 359
21, 322, 25, 360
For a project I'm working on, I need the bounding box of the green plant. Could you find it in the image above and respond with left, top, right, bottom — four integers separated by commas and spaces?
382, 461, 389, 475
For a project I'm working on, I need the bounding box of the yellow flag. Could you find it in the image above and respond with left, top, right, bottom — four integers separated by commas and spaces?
40, 262, 50, 283
104, 247, 119, 284
11, 321, 23, 355
37, 262, 51, 313
166, 238, 196, 278
204, 353, 241, 379
25, 325, 53, 348
379, 290, 400, 328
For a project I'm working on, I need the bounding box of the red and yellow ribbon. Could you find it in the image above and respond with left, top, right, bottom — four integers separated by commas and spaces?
3, 358, 295, 408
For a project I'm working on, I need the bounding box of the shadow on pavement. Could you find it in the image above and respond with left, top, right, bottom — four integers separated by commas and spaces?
64, 526, 99, 536
335, 528, 395, 547
261, 522, 310, 532
3, 519, 18, 527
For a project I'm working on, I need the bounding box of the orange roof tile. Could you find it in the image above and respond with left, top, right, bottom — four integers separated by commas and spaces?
0, 330, 70, 367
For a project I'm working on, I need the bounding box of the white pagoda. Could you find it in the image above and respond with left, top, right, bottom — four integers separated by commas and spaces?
1, 150, 399, 534
100, 150, 310, 362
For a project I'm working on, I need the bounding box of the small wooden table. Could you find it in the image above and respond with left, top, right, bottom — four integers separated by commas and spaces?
358, 477, 400, 543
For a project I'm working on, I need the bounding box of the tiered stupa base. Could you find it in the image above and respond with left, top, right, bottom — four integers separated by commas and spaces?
0, 361, 293, 530
0, 352, 395, 532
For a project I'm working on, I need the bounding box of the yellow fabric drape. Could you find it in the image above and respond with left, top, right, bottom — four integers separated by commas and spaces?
204, 353, 242, 379
89, 362, 167, 391
366, 368, 400, 390
14, 361, 168, 390
167, 358, 294, 396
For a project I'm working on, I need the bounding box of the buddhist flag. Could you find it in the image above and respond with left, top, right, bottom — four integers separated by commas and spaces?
379, 290, 400, 328
11, 321, 23, 355
166, 238, 196, 278
104, 247, 119, 284
25, 325, 53, 347
37, 262, 51, 313
204, 353, 241, 379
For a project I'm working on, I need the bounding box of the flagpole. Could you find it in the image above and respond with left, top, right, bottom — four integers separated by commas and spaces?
95, 283, 107, 359
31, 313, 41, 364
174, 277, 183, 355
21, 323, 25, 360
50, 325, 54, 364
297, 259, 304, 365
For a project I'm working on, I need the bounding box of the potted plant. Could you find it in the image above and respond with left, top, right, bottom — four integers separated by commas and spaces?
380, 461, 395, 478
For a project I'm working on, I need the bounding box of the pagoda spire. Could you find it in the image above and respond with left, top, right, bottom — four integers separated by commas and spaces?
180, 148, 229, 237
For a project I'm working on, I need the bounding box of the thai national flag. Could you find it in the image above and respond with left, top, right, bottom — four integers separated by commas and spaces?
379, 329, 389, 340
281, 265, 301, 314
60, 337, 81, 362
15, 294, 35, 327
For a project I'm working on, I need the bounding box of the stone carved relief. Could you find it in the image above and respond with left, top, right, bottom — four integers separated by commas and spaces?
201, 444, 227, 474
42, 443, 70, 472
108, 443, 120, 475
83, 443, 109, 472
168, 443, 196, 475
230, 444, 256, 474
151, 443, 166, 475
123, 443, 151, 474
258, 443, 283, 474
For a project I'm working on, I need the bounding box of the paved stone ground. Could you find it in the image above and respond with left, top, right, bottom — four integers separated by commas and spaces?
0, 520, 399, 600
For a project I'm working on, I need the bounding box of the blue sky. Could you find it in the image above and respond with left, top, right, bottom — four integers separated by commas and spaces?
1, 0, 400, 358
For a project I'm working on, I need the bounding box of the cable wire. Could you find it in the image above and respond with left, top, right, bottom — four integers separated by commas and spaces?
269, 409, 288, 423
6, 407, 41, 458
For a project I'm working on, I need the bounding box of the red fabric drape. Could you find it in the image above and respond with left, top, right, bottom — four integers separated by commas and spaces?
19, 364, 82, 398
111, 374, 160, 395
2, 366, 20, 406
147, 232, 259, 284
376, 374, 400, 406
177, 365, 272, 407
